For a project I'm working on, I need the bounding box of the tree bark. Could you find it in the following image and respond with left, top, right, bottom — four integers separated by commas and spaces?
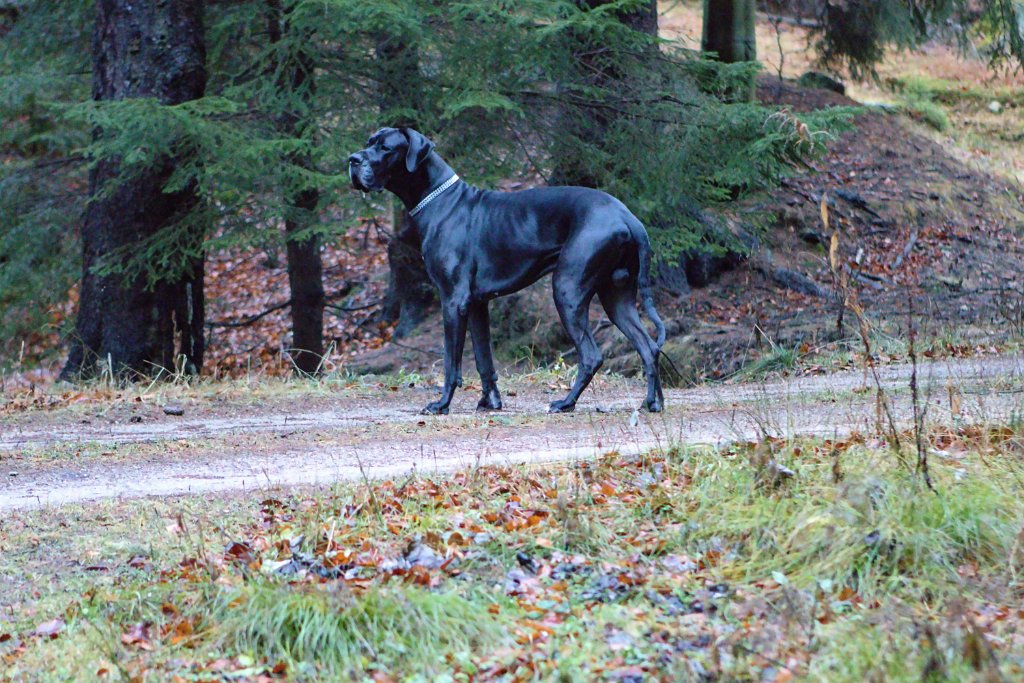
384, 216, 436, 337
702, 0, 757, 101
608, 0, 658, 34
284, 185, 324, 373
62, 0, 207, 381
376, 33, 435, 338
268, 0, 325, 374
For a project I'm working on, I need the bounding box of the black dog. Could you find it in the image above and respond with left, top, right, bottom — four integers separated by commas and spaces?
349, 127, 665, 415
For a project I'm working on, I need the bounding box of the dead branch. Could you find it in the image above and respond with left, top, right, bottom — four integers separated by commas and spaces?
206, 284, 354, 328
892, 227, 918, 269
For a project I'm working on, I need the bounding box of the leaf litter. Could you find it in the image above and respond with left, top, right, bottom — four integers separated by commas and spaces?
4, 426, 1024, 680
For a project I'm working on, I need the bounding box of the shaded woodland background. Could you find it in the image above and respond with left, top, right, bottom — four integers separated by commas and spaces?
1, 0, 1022, 383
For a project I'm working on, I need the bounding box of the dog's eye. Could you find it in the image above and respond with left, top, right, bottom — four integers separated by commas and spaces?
380, 145, 391, 152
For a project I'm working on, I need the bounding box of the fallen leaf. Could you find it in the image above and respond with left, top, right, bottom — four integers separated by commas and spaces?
121, 622, 153, 650
34, 618, 64, 638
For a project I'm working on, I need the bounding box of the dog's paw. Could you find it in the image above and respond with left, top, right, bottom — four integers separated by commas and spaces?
421, 402, 450, 415
548, 399, 576, 413
476, 397, 502, 411
644, 398, 664, 413
477, 389, 503, 411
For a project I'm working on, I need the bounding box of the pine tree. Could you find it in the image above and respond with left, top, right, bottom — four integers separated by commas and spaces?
551, 0, 660, 188
267, 0, 324, 375
0, 1, 91, 367
775, 0, 1024, 78
62, 0, 207, 380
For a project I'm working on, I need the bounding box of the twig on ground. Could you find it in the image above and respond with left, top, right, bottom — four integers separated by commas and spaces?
206, 299, 292, 328
892, 227, 918, 269
326, 300, 381, 314
843, 264, 890, 290
389, 339, 443, 358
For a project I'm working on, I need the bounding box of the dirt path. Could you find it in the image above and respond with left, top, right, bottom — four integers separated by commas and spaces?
1, 355, 1021, 510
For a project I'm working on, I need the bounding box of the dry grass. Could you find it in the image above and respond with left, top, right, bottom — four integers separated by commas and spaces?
3, 422, 1024, 680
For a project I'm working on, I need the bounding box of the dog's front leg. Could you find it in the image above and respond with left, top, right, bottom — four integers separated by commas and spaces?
469, 302, 502, 410
422, 300, 469, 415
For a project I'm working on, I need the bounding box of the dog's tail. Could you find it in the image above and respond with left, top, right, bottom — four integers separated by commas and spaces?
636, 226, 666, 350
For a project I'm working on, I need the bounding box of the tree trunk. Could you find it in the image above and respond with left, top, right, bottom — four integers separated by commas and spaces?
284, 185, 323, 374
268, 1, 325, 374
551, 0, 658, 188
609, 0, 658, 34
702, 0, 757, 101
62, 0, 207, 381
376, 33, 435, 338
385, 213, 436, 337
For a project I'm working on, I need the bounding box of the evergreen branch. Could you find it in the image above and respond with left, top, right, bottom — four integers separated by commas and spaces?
517, 90, 706, 127
507, 124, 550, 184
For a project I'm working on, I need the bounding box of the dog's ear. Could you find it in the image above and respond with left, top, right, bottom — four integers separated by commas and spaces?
401, 128, 435, 173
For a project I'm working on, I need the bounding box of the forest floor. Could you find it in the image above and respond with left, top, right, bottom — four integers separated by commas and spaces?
2, 355, 1023, 680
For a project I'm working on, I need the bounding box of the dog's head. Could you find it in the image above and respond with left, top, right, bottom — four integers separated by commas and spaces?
348, 127, 435, 192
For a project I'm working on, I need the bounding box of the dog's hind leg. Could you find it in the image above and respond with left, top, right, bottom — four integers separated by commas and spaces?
548, 220, 640, 413
548, 262, 605, 413
469, 302, 502, 410
599, 283, 663, 412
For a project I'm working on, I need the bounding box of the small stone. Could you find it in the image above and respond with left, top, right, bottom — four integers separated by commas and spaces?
798, 70, 846, 95
863, 100, 899, 112
162, 404, 185, 416
799, 229, 825, 245
405, 542, 444, 569
767, 460, 796, 479
988, 100, 1002, 114
8, 471, 17, 477
516, 551, 539, 575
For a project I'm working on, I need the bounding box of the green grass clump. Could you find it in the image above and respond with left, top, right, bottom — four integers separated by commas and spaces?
216, 582, 503, 677
739, 345, 799, 379
678, 444, 1023, 597
809, 614, 965, 681
902, 96, 951, 132
888, 75, 951, 132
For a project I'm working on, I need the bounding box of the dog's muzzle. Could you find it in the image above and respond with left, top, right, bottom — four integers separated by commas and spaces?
348, 154, 382, 192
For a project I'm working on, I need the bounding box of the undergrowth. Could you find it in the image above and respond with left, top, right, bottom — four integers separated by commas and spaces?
683, 439, 1021, 597
3, 426, 1023, 681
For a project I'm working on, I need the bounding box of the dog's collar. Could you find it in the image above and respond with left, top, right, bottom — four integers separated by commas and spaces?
409, 174, 460, 216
